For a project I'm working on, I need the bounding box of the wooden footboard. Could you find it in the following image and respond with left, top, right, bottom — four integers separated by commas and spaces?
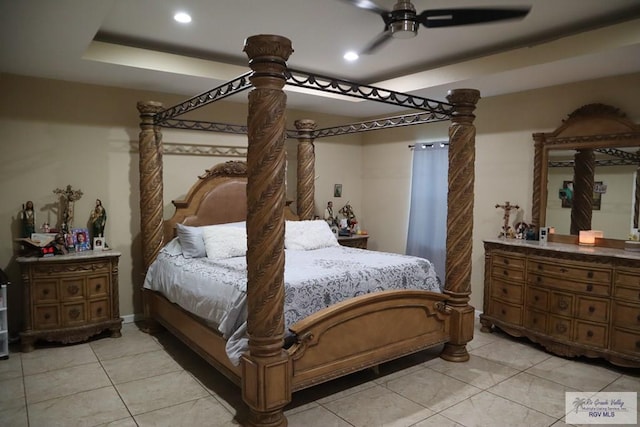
287, 290, 451, 391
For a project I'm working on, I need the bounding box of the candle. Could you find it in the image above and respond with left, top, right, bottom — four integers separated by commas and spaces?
579, 230, 596, 246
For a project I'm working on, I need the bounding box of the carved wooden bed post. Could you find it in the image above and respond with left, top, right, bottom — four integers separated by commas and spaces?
242, 34, 293, 427
295, 119, 317, 220
570, 149, 595, 234
441, 88, 480, 362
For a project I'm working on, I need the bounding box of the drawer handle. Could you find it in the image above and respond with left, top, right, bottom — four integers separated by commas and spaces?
44, 313, 51, 320
560, 268, 567, 273
636, 314, 640, 323
636, 341, 640, 349
97, 307, 103, 314
96, 284, 101, 291
501, 309, 506, 315
556, 323, 567, 333
534, 295, 539, 301
43, 289, 49, 296
537, 264, 543, 270
537, 277, 542, 283
587, 271, 594, 279
69, 308, 80, 319
502, 288, 508, 294
558, 299, 569, 310
588, 306, 595, 314
503, 259, 510, 265
586, 284, 593, 292
586, 330, 594, 338
68, 285, 79, 295
503, 270, 509, 276
532, 318, 537, 324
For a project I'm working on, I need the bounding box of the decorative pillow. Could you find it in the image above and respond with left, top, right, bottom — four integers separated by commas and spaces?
285, 220, 339, 250
176, 223, 206, 258
203, 225, 247, 259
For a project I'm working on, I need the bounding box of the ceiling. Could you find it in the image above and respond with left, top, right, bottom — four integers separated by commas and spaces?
2, 0, 640, 118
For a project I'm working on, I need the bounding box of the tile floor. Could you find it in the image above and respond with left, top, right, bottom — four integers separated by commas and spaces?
0, 319, 637, 427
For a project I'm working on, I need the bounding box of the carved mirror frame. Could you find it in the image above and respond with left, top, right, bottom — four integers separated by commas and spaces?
532, 104, 640, 246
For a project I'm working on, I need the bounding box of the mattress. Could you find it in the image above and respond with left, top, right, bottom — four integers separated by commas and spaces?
144, 239, 442, 365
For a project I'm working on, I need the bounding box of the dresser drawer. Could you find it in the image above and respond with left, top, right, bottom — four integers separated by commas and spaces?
525, 287, 549, 310
528, 273, 610, 296
528, 259, 611, 284
549, 315, 573, 340
612, 301, 640, 331
33, 280, 58, 303
492, 266, 525, 282
492, 252, 526, 270
549, 292, 574, 316
60, 278, 85, 301
575, 321, 607, 348
614, 286, 640, 302
488, 300, 522, 325
615, 269, 640, 288
610, 328, 640, 356
490, 278, 523, 304
576, 296, 609, 323
524, 309, 547, 334
87, 276, 109, 298
34, 305, 60, 329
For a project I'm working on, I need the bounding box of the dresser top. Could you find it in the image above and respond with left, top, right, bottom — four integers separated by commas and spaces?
484, 238, 640, 261
17, 250, 121, 263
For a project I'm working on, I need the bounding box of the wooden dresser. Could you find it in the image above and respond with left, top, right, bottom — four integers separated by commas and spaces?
337, 235, 369, 249
17, 251, 122, 352
481, 238, 640, 367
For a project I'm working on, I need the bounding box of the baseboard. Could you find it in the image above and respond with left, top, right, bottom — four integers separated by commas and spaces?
120, 313, 144, 324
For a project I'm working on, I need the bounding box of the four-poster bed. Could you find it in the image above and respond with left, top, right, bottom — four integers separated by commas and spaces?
137, 34, 479, 427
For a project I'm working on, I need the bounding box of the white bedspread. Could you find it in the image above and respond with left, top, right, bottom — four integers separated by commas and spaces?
144, 240, 441, 365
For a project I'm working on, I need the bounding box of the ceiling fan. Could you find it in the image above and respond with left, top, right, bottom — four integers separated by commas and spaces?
342, 0, 531, 54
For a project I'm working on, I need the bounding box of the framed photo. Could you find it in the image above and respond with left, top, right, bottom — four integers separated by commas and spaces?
72, 228, 90, 252
334, 184, 343, 198
93, 237, 105, 251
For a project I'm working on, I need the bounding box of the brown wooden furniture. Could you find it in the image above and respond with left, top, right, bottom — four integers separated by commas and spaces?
532, 103, 640, 245
0, 276, 8, 359
481, 238, 640, 368
337, 234, 369, 249
17, 251, 122, 352
138, 34, 478, 427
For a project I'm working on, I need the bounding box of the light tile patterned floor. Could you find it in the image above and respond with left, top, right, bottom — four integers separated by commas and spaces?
0, 320, 637, 427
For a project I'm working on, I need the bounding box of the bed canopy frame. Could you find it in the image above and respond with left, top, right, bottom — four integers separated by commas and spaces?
137, 34, 479, 427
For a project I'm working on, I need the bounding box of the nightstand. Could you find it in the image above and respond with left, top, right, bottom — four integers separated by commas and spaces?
17, 251, 122, 352
337, 234, 369, 249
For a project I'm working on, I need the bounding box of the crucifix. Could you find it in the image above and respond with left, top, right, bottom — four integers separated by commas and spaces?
53, 184, 83, 233
495, 201, 519, 237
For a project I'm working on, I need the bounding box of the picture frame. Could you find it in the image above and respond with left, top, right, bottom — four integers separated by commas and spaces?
72, 228, 90, 252
334, 183, 342, 198
93, 237, 105, 251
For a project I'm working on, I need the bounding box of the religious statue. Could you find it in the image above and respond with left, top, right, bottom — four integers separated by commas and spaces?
324, 201, 337, 227
495, 201, 520, 238
21, 201, 36, 238
89, 198, 107, 238
53, 185, 83, 233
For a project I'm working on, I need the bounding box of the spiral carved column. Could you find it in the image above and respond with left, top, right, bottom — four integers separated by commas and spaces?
531, 134, 545, 229
440, 88, 480, 363
295, 119, 316, 220
570, 149, 595, 235
137, 100, 164, 331
242, 34, 293, 427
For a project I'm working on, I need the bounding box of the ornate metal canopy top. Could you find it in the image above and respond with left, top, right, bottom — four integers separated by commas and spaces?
153, 68, 454, 139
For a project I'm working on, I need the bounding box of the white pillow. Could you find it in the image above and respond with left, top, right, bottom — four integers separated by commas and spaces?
285, 220, 339, 250
203, 225, 247, 259
176, 221, 246, 258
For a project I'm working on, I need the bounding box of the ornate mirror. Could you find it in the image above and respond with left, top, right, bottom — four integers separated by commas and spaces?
532, 104, 640, 244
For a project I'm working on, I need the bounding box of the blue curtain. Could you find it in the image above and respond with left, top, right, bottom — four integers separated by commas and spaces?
406, 144, 449, 284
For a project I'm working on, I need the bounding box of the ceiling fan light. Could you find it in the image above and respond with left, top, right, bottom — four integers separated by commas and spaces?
390, 20, 418, 38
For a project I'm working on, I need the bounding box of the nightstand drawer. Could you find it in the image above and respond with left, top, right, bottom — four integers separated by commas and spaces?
60, 278, 85, 300
89, 300, 110, 322
62, 303, 86, 325
88, 276, 109, 297
576, 296, 609, 323
34, 280, 58, 303
34, 305, 60, 329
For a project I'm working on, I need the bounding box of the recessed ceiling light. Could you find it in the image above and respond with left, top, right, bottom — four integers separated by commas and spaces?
174, 12, 192, 23
344, 51, 359, 61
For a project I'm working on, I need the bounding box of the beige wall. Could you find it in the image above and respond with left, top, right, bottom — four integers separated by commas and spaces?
361, 72, 640, 309
2, 71, 639, 334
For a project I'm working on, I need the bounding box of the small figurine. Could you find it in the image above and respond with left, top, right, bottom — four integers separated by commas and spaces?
89, 198, 107, 238
53, 233, 68, 255
324, 201, 337, 227
21, 201, 36, 238
41, 222, 50, 233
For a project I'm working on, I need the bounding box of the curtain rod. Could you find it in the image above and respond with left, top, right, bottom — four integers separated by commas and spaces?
408, 142, 449, 149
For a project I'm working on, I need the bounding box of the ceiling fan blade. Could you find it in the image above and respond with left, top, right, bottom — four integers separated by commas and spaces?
419, 7, 530, 28
340, 0, 389, 16
360, 30, 393, 54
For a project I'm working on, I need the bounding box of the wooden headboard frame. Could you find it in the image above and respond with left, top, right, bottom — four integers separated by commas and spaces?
138, 34, 479, 427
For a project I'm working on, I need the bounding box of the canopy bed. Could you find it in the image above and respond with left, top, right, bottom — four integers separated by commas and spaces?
137, 34, 479, 427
